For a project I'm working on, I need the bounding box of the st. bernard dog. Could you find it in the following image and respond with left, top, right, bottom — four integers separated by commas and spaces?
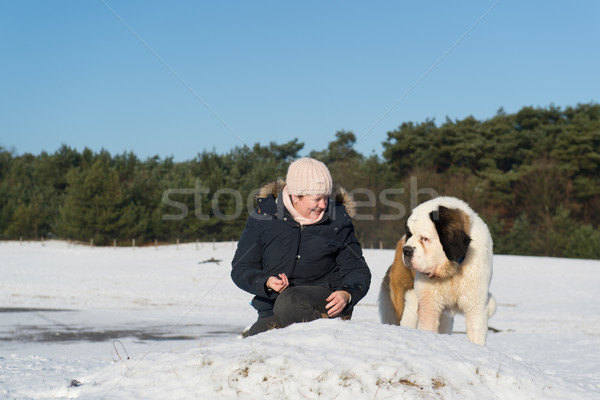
379, 196, 496, 345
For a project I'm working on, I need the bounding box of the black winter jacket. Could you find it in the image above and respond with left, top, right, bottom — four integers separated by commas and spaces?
231, 181, 371, 317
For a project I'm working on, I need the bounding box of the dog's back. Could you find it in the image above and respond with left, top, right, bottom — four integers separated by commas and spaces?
378, 268, 399, 325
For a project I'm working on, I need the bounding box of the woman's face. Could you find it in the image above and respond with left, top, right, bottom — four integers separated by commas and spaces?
292, 195, 328, 219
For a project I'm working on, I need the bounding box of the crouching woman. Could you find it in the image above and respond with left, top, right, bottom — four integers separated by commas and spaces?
231, 157, 371, 337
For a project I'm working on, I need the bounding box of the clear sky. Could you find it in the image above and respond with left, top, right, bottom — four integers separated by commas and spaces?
1, 1, 599, 161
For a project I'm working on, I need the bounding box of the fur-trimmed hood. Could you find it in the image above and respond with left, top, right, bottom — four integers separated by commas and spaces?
257, 180, 357, 218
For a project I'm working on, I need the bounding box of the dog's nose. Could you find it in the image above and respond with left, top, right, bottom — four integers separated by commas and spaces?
402, 246, 414, 258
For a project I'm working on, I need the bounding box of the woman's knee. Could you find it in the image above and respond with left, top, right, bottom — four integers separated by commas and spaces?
273, 286, 331, 317
273, 287, 304, 314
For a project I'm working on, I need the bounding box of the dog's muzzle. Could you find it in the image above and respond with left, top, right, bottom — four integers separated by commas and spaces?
402, 245, 415, 269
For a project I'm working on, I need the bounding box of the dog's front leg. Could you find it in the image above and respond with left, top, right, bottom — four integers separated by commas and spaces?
416, 297, 442, 333
465, 309, 488, 345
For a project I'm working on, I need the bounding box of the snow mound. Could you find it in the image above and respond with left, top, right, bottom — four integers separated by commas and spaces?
65, 319, 589, 400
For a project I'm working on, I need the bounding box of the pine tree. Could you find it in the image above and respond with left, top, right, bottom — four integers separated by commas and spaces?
58, 158, 125, 244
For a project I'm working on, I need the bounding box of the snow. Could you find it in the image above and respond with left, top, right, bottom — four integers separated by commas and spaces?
1, 240, 599, 399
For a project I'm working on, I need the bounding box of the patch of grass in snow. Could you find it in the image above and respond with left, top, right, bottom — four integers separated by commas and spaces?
376, 375, 447, 392
339, 371, 366, 390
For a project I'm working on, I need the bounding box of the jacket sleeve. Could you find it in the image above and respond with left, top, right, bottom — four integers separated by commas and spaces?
335, 222, 371, 306
231, 213, 274, 299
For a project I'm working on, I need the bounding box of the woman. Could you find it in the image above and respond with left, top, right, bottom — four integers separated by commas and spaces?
231, 157, 371, 336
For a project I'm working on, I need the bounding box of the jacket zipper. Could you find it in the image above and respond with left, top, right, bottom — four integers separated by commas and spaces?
290, 223, 303, 279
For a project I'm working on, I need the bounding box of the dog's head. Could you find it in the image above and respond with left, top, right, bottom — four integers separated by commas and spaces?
402, 204, 471, 279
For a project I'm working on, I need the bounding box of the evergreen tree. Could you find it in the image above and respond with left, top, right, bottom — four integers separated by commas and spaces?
58, 158, 125, 244
564, 225, 600, 259
501, 214, 535, 256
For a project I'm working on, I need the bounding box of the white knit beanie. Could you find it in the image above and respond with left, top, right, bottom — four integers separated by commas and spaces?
286, 157, 333, 196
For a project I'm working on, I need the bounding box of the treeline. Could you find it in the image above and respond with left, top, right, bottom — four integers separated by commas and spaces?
1, 103, 599, 259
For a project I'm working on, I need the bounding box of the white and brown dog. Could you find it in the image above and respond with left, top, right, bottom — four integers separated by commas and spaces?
379, 196, 496, 345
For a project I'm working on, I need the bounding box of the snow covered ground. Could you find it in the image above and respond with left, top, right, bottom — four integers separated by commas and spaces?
1, 240, 599, 399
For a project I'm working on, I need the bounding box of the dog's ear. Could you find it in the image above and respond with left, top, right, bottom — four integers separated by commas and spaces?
430, 206, 471, 263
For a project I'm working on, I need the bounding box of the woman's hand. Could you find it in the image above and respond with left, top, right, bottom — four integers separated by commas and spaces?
266, 273, 289, 293
325, 290, 351, 317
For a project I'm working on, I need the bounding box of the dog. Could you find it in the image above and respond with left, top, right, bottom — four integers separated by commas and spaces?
379, 196, 496, 345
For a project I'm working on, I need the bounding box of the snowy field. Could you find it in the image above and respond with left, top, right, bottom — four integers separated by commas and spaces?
1, 240, 599, 399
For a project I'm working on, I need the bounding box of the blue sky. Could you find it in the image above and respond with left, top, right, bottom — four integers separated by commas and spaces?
1, 1, 599, 161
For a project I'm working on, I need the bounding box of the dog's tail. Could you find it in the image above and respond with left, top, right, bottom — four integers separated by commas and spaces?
378, 267, 399, 325
487, 293, 497, 318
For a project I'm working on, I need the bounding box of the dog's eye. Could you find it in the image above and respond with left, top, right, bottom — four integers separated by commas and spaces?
420, 236, 429, 243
